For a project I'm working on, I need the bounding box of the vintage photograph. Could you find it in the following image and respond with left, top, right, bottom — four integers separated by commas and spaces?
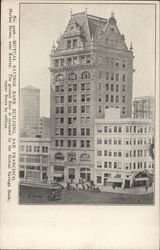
19, 2, 155, 204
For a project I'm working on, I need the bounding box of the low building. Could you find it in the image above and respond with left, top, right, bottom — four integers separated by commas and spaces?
94, 108, 154, 188
133, 96, 154, 120
19, 137, 51, 182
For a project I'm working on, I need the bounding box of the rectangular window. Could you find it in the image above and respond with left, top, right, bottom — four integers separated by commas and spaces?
111, 73, 114, 81
116, 73, 119, 81
60, 96, 64, 103
68, 118, 72, 124
97, 176, 102, 184
98, 105, 102, 113
67, 40, 71, 49
116, 96, 119, 103
81, 83, 85, 91
55, 85, 59, 92
105, 95, 109, 102
55, 140, 58, 147
86, 128, 90, 136
98, 82, 102, 90
86, 55, 91, 63
68, 128, 71, 136
72, 140, 76, 147
68, 106, 72, 113
106, 72, 109, 80
60, 128, 64, 136
116, 85, 119, 92
111, 95, 114, 102
73, 106, 77, 113
60, 85, 64, 92
68, 140, 71, 147
81, 106, 85, 113
81, 94, 85, 102
104, 151, 107, 157
81, 140, 84, 147
81, 128, 85, 136
97, 150, 102, 156
73, 84, 77, 91
60, 107, 64, 113
86, 140, 90, 148
111, 84, 114, 91
60, 59, 64, 66
55, 59, 59, 67
86, 83, 90, 90
73, 39, 77, 48
97, 138, 102, 144
86, 106, 90, 113
73, 95, 77, 102
73, 128, 76, 136
68, 84, 72, 91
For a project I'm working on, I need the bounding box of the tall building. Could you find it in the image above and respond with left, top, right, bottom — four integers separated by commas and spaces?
49, 12, 134, 183
20, 85, 40, 137
94, 108, 154, 188
38, 117, 50, 138
133, 96, 154, 120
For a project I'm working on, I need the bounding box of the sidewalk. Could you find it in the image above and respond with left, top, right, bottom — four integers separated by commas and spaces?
99, 185, 154, 195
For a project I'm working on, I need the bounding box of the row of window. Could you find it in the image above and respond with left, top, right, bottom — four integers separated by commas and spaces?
20, 145, 49, 153
55, 140, 90, 148
55, 82, 90, 92
96, 149, 149, 158
55, 128, 91, 136
55, 71, 126, 82
96, 125, 153, 134
55, 116, 90, 125
96, 137, 152, 145
96, 161, 153, 170
100, 56, 126, 69
20, 155, 48, 163
54, 54, 91, 67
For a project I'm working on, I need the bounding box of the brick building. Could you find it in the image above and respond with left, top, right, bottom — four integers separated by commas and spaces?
49, 12, 134, 183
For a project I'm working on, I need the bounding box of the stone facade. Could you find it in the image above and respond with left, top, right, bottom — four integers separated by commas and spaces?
49, 12, 134, 183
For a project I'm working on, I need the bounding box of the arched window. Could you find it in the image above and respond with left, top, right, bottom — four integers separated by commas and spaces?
81, 71, 90, 80
80, 153, 90, 161
56, 74, 64, 81
68, 72, 77, 81
55, 152, 64, 160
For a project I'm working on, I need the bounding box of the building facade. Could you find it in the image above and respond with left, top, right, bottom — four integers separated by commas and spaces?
19, 137, 51, 182
94, 108, 154, 188
49, 12, 134, 183
20, 85, 40, 137
133, 96, 154, 120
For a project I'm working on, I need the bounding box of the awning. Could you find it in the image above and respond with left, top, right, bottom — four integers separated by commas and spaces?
53, 173, 64, 178
134, 177, 149, 181
107, 177, 123, 183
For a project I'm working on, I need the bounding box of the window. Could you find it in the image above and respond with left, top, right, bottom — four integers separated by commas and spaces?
56, 74, 63, 81
82, 71, 90, 79
97, 150, 102, 156
116, 73, 119, 81
122, 60, 126, 68
98, 56, 102, 64
55, 59, 59, 67
99, 71, 102, 79
86, 140, 90, 148
68, 140, 71, 147
68, 84, 72, 92
42, 146, 48, 153
55, 152, 64, 160
122, 85, 125, 92
81, 140, 84, 147
60, 59, 64, 66
81, 94, 85, 102
122, 96, 125, 103
122, 74, 126, 82
60, 107, 64, 113
98, 82, 102, 90
68, 128, 71, 136
56, 96, 59, 103
68, 73, 77, 81
86, 128, 90, 136
106, 72, 109, 80
111, 84, 114, 91
60, 85, 64, 92
60, 128, 64, 136
86, 55, 91, 63
81, 128, 85, 136
26, 146, 32, 152
55, 86, 59, 92
86, 82, 90, 90
67, 40, 71, 49
97, 138, 102, 144
104, 151, 107, 156
116, 96, 119, 103
86, 94, 90, 102
111, 73, 114, 81
73, 106, 77, 113
115, 85, 119, 92
86, 106, 90, 113
97, 162, 102, 168
73, 39, 77, 48
73, 128, 76, 136
73, 140, 76, 147
81, 83, 85, 91
68, 168, 75, 179
104, 126, 107, 133
60, 96, 64, 103
73, 57, 78, 65
111, 58, 114, 67
111, 95, 114, 102
106, 84, 109, 91
67, 58, 72, 65
55, 140, 59, 147
68, 106, 72, 113
73, 95, 77, 102
115, 61, 119, 68
68, 117, 72, 124
97, 126, 102, 133
97, 176, 102, 184
118, 126, 122, 133
81, 106, 85, 113
81, 56, 86, 64
104, 139, 107, 144
98, 105, 102, 113
106, 57, 109, 66
73, 84, 77, 91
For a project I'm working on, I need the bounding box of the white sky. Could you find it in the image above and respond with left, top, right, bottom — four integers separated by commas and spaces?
20, 3, 155, 117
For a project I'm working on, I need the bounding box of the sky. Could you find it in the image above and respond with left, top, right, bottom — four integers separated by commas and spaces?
20, 3, 155, 117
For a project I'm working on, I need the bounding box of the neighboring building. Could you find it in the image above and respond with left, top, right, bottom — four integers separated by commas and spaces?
19, 137, 51, 182
20, 85, 40, 137
38, 117, 50, 138
94, 108, 154, 188
49, 12, 134, 183
133, 96, 154, 120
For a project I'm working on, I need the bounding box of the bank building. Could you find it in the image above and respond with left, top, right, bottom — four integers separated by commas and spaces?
49, 11, 134, 183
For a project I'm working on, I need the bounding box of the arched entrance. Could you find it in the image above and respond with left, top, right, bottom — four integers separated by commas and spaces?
132, 171, 149, 187
80, 168, 90, 182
